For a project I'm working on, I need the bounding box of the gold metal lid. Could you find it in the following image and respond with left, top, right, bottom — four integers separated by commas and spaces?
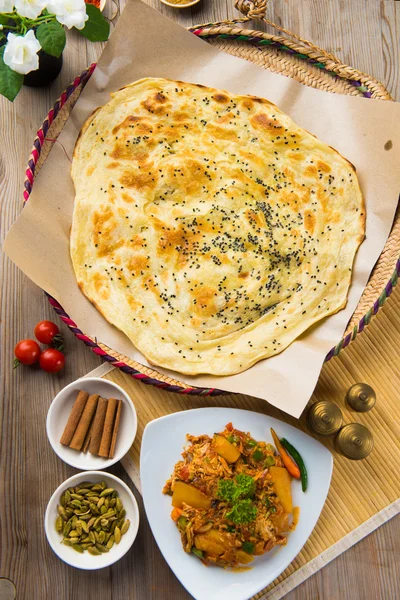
335, 423, 374, 460
307, 401, 343, 436
0, 579, 17, 600
346, 383, 376, 412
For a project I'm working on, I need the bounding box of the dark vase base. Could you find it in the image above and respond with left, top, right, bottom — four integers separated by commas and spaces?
24, 51, 63, 88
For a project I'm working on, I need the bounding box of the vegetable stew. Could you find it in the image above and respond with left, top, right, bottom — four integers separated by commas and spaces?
163, 423, 297, 568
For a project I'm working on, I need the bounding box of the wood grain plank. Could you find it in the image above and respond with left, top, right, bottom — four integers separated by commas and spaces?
1, 1, 399, 599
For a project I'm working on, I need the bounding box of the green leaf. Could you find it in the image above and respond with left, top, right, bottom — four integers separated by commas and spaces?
0, 47, 23, 102
0, 31, 5, 43
79, 4, 109, 42
36, 21, 66, 58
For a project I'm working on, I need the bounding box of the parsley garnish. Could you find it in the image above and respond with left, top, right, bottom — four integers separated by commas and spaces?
216, 479, 236, 503
226, 499, 257, 525
216, 474, 255, 503
234, 474, 256, 499
216, 474, 257, 525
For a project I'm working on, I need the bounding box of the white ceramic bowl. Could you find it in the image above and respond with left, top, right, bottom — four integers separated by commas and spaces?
46, 377, 137, 470
45, 471, 139, 569
141, 408, 333, 600
160, 0, 200, 8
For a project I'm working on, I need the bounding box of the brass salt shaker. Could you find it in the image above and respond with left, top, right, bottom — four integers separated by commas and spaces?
335, 423, 374, 460
346, 383, 376, 412
307, 401, 343, 436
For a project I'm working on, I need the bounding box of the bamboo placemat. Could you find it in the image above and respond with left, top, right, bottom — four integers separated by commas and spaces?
82, 308, 400, 600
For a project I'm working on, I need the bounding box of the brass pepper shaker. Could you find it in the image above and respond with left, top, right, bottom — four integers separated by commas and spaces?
335, 423, 374, 460
346, 383, 376, 412
307, 401, 343, 436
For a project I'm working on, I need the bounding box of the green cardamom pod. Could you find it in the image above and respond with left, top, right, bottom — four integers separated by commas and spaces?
90, 503, 100, 515
99, 488, 114, 498
57, 505, 67, 520
114, 526, 121, 544
120, 520, 130, 535
55, 516, 63, 532
69, 530, 79, 538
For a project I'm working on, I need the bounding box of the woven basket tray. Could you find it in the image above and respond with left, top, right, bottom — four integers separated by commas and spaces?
24, 0, 400, 395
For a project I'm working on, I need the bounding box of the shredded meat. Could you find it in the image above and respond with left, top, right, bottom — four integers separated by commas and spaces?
163, 424, 291, 568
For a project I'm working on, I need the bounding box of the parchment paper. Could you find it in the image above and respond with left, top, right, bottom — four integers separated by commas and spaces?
4, 0, 400, 417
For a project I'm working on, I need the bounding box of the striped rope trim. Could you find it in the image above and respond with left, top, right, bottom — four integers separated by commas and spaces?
190, 30, 374, 97
22, 38, 399, 394
23, 63, 97, 203
46, 295, 222, 395
324, 258, 400, 361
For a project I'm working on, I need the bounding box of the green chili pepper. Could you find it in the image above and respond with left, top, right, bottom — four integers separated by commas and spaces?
280, 438, 308, 492
264, 455, 275, 467
246, 439, 257, 448
241, 541, 255, 554
252, 448, 264, 461
192, 547, 203, 558
265, 497, 271, 508
227, 434, 235, 443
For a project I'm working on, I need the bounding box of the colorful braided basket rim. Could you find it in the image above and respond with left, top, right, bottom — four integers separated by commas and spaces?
23, 32, 400, 395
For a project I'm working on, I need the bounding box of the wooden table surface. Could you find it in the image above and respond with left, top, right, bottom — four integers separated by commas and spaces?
1, 1, 399, 599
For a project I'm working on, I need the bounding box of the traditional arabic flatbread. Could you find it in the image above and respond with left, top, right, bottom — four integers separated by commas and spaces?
71, 78, 365, 375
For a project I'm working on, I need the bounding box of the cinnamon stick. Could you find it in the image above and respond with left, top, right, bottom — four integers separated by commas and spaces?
108, 400, 123, 459
82, 414, 96, 453
60, 390, 89, 446
69, 394, 99, 451
98, 397, 118, 458
88, 397, 108, 456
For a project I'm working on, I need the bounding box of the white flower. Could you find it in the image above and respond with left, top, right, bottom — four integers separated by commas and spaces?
46, 0, 88, 30
0, 0, 14, 13
3, 30, 41, 75
14, 0, 47, 19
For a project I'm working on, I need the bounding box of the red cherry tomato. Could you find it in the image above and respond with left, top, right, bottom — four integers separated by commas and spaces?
34, 320, 60, 344
39, 348, 65, 373
14, 339, 41, 366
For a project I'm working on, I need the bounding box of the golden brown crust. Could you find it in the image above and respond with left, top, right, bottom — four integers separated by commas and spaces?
70, 78, 365, 376
73, 107, 102, 162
